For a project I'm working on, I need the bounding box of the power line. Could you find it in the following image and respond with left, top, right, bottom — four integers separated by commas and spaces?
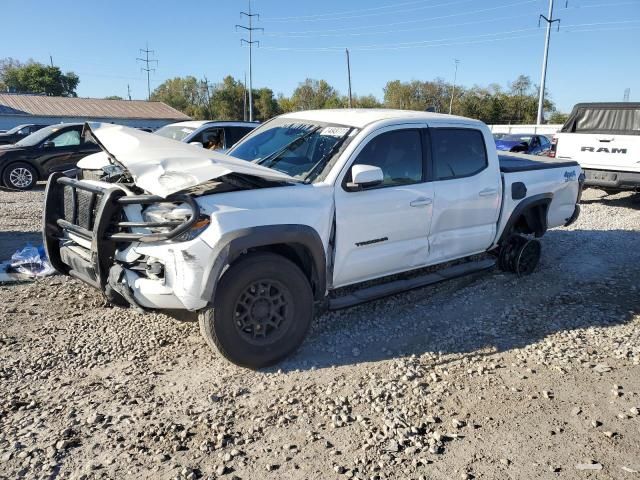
258, 22, 640, 53
264, 0, 476, 23
264, 12, 540, 39
262, 0, 539, 35
236, 0, 263, 122
136, 43, 157, 101
264, 0, 451, 21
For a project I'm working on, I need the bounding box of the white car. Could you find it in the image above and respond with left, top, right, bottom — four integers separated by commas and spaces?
552, 102, 640, 192
154, 120, 257, 150
43, 110, 584, 368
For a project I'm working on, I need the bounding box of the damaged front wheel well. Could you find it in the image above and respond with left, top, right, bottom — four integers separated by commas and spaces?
234, 243, 319, 296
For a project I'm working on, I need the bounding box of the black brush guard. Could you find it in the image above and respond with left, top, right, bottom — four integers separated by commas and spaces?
43, 172, 200, 291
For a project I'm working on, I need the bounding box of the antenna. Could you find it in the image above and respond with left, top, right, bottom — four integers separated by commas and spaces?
236, 0, 263, 121
137, 43, 158, 101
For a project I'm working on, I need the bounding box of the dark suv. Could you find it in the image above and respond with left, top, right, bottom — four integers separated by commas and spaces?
0, 124, 48, 145
0, 124, 100, 190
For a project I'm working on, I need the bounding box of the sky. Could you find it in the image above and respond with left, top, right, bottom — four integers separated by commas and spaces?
1, 0, 639, 113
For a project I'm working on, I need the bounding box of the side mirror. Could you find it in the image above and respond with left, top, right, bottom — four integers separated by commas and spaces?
189, 141, 204, 148
347, 164, 384, 191
42, 141, 55, 149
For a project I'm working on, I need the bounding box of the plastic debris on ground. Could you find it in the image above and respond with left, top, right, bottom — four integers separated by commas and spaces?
0, 244, 56, 283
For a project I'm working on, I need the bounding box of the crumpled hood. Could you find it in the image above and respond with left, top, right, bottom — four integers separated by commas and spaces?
83, 122, 299, 198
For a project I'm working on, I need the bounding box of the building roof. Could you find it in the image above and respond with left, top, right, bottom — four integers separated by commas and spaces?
0, 94, 190, 121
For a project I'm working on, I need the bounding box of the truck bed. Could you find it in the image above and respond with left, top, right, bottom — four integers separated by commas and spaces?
499, 152, 578, 173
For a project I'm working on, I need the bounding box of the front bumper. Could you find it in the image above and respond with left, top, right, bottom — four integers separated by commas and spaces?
583, 168, 640, 190
43, 173, 209, 311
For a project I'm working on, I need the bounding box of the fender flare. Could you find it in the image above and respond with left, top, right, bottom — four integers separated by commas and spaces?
498, 193, 553, 244
200, 224, 327, 304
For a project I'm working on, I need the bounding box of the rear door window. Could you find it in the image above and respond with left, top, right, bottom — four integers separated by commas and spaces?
430, 128, 488, 180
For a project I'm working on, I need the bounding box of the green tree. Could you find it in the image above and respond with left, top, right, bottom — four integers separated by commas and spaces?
253, 87, 282, 121
151, 76, 206, 118
0, 59, 79, 97
549, 111, 569, 124
289, 79, 345, 111
104, 95, 124, 100
353, 94, 382, 108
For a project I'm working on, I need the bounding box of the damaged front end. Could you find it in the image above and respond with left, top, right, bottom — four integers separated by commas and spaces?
43, 122, 299, 312
43, 171, 212, 311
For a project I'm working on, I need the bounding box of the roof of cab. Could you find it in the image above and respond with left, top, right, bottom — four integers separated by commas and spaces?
279, 108, 476, 129
164, 120, 258, 129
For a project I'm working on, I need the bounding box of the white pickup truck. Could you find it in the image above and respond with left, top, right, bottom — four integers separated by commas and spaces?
43, 110, 584, 368
552, 102, 640, 192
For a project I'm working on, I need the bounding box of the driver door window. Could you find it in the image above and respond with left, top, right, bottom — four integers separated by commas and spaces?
349, 129, 423, 187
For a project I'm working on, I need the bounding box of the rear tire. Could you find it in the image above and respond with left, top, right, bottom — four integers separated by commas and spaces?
498, 235, 541, 277
199, 252, 314, 369
2, 162, 38, 190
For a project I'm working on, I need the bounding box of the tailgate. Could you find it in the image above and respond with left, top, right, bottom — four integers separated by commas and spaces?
556, 133, 640, 171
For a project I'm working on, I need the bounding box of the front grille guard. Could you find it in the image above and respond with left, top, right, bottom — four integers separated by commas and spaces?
43, 172, 200, 288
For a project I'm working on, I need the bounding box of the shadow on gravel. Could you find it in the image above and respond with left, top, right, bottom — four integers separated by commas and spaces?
580, 191, 640, 209
278, 228, 640, 372
0, 183, 46, 193
0, 231, 43, 261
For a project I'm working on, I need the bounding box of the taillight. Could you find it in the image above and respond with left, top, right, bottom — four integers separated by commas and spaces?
549, 135, 558, 158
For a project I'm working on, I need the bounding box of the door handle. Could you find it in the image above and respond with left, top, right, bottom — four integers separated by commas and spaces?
479, 188, 498, 197
410, 197, 433, 207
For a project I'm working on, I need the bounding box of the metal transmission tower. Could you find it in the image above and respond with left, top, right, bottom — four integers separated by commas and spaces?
449, 59, 460, 115
137, 44, 158, 101
236, 0, 263, 122
537, 0, 562, 125
624, 88, 631, 102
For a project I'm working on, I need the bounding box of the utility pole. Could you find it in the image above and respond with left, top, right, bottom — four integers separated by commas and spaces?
623, 88, 631, 102
449, 59, 460, 115
137, 43, 158, 101
127, 84, 132, 101
243, 73, 248, 121
537, 0, 561, 125
49, 55, 54, 67
236, 0, 263, 122
202, 76, 213, 119
346, 49, 353, 108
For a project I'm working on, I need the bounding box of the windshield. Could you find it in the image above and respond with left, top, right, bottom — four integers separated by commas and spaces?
228, 119, 356, 182
502, 135, 532, 143
154, 125, 196, 142
15, 125, 67, 147
4, 124, 29, 135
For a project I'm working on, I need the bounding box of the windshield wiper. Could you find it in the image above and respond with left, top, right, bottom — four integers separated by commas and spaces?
303, 128, 354, 183
258, 127, 321, 169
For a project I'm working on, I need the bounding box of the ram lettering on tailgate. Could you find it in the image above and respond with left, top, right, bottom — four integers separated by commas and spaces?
581, 146, 628, 154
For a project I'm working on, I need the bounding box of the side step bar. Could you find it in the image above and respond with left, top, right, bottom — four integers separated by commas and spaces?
328, 259, 496, 311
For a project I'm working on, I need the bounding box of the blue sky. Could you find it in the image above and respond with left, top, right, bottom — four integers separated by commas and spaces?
1, 0, 639, 112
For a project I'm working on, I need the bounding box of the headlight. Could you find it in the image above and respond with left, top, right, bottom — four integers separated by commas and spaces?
142, 203, 210, 241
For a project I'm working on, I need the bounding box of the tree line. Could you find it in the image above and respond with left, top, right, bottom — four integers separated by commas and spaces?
0, 57, 568, 124
150, 74, 568, 124
0, 58, 79, 97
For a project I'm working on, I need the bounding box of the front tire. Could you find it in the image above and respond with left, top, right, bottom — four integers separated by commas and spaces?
2, 162, 38, 190
199, 252, 314, 369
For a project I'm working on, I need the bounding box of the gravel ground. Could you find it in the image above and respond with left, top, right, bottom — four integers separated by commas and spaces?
1, 185, 639, 480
